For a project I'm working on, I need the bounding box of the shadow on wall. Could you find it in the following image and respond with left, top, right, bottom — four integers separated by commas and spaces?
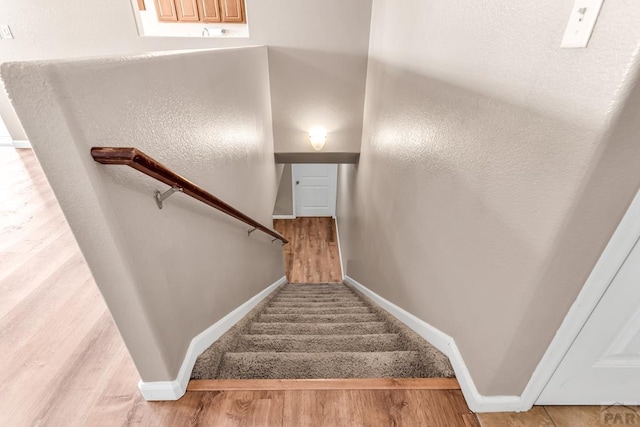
268, 47, 368, 154
339, 58, 640, 396
274, 164, 293, 216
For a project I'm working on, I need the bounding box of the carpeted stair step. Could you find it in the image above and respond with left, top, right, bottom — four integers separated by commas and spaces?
217, 351, 423, 379
272, 296, 362, 303
269, 300, 367, 308
259, 313, 379, 323
235, 334, 403, 352
275, 293, 356, 298
263, 306, 371, 315
277, 289, 355, 295
284, 284, 346, 288
274, 292, 356, 298
249, 322, 389, 335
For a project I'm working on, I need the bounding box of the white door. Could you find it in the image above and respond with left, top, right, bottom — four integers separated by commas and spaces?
292, 164, 337, 217
538, 235, 640, 404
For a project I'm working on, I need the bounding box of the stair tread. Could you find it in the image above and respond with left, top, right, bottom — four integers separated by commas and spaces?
275, 297, 356, 300
272, 297, 362, 302
259, 313, 379, 323
277, 290, 354, 294
276, 294, 356, 298
249, 322, 389, 335
236, 333, 403, 352
218, 351, 423, 379
264, 306, 371, 314
269, 301, 367, 307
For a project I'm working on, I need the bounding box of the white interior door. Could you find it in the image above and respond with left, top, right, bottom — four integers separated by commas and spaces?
292, 164, 337, 217
538, 236, 640, 404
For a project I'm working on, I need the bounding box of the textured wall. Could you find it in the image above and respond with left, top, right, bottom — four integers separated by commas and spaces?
0, 0, 371, 154
2, 47, 285, 381
337, 0, 640, 395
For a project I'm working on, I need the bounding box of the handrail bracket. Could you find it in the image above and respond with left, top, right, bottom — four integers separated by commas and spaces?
248, 227, 257, 236
154, 186, 183, 209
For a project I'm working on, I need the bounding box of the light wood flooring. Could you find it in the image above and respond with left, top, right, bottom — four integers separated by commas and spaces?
0, 147, 609, 426
274, 217, 343, 283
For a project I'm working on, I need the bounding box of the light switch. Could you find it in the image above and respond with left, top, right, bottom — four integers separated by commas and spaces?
561, 0, 604, 48
0, 25, 13, 39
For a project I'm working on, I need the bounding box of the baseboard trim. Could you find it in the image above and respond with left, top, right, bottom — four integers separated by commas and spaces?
12, 140, 32, 149
344, 276, 522, 413
187, 377, 461, 392
272, 215, 296, 220
0, 136, 13, 147
334, 217, 346, 281
138, 276, 287, 401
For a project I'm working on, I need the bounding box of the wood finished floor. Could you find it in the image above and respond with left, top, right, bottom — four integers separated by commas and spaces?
274, 217, 342, 283
1, 148, 606, 426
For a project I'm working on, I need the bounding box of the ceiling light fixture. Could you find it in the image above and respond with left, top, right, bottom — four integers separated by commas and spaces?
309, 127, 327, 151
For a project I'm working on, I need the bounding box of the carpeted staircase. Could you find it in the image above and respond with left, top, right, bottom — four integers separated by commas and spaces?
191, 282, 454, 380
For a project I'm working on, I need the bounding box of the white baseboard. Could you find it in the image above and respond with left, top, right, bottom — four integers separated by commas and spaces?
138, 276, 287, 401
272, 215, 295, 220
12, 140, 32, 148
344, 276, 522, 413
334, 217, 345, 281
0, 136, 13, 147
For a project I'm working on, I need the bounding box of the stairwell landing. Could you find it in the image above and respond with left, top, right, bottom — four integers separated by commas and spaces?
191, 282, 454, 380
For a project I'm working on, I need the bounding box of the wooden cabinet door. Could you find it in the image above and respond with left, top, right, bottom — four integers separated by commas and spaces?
175, 0, 200, 22
154, 0, 178, 21
197, 0, 221, 22
220, 0, 245, 23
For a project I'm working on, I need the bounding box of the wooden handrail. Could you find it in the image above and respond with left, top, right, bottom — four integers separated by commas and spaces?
91, 147, 288, 244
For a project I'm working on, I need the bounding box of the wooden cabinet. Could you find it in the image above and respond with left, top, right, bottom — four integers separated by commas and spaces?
197, 0, 221, 23
154, 0, 178, 22
175, 0, 200, 22
220, 0, 245, 23
155, 0, 245, 23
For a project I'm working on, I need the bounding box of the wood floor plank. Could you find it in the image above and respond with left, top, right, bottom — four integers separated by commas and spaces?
274, 217, 343, 283
188, 377, 461, 391
282, 389, 472, 427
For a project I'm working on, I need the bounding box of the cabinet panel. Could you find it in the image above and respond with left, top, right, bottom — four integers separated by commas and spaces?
220, 0, 245, 23
154, 0, 178, 21
197, 0, 221, 23
175, 0, 200, 22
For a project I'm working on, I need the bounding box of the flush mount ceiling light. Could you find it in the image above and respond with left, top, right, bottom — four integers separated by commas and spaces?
309, 127, 327, 151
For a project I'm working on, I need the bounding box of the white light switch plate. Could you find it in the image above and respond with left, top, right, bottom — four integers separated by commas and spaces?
0, 25, 13, 39
561, 0, 604, 48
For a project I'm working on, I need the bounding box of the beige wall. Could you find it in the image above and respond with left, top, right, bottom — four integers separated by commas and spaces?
2, 47, 285, 381
337, 0, 640, 395
274, 164, 293, 216
0, 0, 372, 153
